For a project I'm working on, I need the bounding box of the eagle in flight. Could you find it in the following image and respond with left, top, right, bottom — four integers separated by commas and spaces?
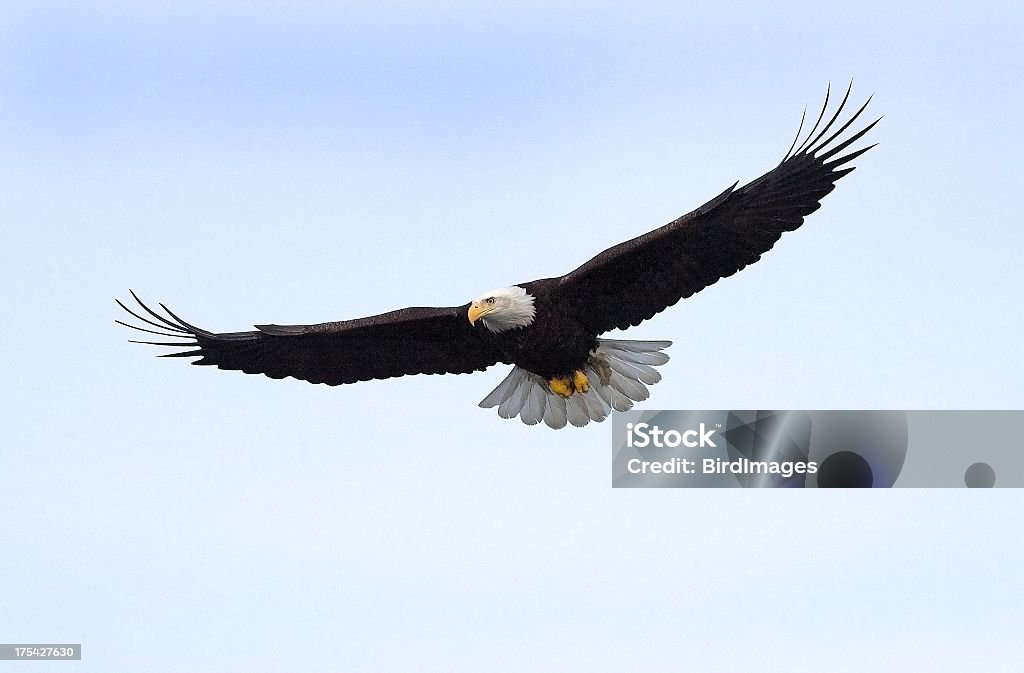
118, 84, 878, 429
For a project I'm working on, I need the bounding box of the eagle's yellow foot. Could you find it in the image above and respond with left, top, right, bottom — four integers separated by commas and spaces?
548, 376, 574, 398
572, 370, 591, 394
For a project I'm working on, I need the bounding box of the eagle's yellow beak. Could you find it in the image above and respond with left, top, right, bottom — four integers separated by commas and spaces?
467, 302, 486, 326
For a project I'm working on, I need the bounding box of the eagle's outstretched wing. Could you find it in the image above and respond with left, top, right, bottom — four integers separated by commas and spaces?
116, 291, 505, 385
552, 83, 879, 334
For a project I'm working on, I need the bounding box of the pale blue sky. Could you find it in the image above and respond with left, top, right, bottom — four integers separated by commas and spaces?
1, 2, 1022, 671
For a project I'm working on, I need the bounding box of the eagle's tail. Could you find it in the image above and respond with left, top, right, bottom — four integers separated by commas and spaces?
478, 339, 672, 429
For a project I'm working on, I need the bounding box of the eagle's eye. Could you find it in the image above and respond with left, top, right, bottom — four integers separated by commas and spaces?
486, 297, 495, 304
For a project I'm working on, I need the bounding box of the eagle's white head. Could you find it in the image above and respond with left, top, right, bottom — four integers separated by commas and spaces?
467, 286, 536, 333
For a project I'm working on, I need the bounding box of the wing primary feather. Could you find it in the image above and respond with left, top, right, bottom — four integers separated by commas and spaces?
158, 302, 207, 334
816, 113, 880, 162
811, 94, 874, 156
802, 80, 853, 155
781, 105, 807, 164
823, 143, 877, 170
128, 339, 199, 346
129, 289, 189, 332
794, 82, 832, 156
115, 320, 192, 339
117, 297, 189, 333
826, 167, 857, 181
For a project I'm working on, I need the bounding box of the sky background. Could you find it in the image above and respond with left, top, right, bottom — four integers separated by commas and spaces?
1, 1, 1022, 671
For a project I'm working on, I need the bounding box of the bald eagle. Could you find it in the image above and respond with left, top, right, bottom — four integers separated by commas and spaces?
118, 84, 878, 429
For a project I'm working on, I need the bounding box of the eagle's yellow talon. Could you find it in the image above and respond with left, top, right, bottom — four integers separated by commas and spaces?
573, 370, 590, 393
548, 376, 574, 398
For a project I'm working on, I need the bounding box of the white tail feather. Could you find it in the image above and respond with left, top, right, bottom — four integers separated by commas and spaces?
478, 368, 517, 408
497, 369, 531, 419
603, 348, 669, 366
582, 383, 610, 421
478, 338, 671, 428
607, 369, 649, 402
600, 339, 671, 352
566, 393, 591, 427
605, 355, 661, 385
522, 380, 547, 425
543, 394, 568, 429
